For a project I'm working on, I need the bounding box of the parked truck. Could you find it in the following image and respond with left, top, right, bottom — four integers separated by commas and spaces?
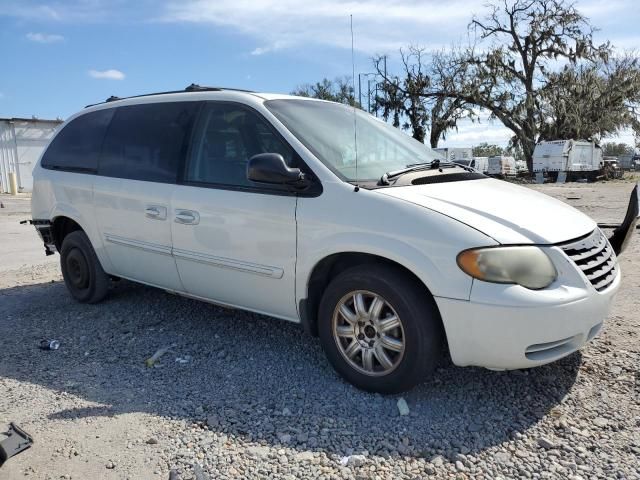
487, 156, 516, 177
471, 156, 489, 174
618, 154, 640, 171
533, 140, 603, 181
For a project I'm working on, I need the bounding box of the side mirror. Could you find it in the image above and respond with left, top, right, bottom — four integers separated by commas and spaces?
247, 153, 307, 186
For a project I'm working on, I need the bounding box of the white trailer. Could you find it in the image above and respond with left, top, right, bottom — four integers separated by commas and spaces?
0, 117, 62, 193
515, 160, 527, 173
434, 147, 473, 164
470, 156, 489, 173
487, 156, 516, 177
533, 140, 603, 180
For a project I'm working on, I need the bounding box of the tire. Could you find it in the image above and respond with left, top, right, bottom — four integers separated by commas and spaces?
60, 230, 109, 304
318, 264, 443, 393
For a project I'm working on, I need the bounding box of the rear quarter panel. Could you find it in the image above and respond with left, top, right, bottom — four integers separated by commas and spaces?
31, 164, 114, 273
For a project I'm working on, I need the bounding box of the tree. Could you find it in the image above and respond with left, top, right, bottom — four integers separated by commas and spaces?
291, 77, 359, 107
464, 0, 610, 170
373, 48, 430, 143
473, 143, 504, 157
538, 55, 640, 142
375, 0, 610, 170
602, 142, 634, 157
374, 47, 474, 147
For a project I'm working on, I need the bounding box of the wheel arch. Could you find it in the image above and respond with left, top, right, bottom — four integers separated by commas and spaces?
51, 213, 116, 279
51, 216, 84, 251
300, 251, 443, 337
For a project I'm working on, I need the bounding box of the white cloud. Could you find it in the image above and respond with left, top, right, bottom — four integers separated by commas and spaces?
157, 0, 640, 57
0, 0, 130, 22
250, 40, 289, 56
441, 117, 514, 148
26, 32, 64, 43
159, 0, 476, 55
88, 69, 126, 80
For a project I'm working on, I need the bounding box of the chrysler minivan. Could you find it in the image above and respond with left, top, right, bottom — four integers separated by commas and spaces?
30, 85, 638, 393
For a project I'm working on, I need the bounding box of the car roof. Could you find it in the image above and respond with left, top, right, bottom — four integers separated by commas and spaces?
83, 84, 323, 111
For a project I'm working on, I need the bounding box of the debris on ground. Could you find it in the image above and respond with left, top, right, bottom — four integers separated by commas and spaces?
38, 339, 60, 351
0, 423, 34, 467
339, 454, 367, 467
144, 344, 175, 367
397, 397, 410, 416
175, 355, 192, 364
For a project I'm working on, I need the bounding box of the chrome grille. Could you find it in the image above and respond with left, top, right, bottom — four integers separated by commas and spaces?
560, 229, 618, 292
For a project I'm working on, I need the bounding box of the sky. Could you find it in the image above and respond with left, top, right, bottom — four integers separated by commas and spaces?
1, 0, 638, 148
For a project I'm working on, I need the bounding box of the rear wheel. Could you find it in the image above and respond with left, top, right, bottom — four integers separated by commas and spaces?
318, 264, 443, 393
60, 230, 109, 303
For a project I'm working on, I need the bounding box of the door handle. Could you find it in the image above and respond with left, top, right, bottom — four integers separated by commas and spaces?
145, 205, 167, 220
175, 210, 200, 225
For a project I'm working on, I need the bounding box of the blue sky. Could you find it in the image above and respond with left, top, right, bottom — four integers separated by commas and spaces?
1, 0, 638, 147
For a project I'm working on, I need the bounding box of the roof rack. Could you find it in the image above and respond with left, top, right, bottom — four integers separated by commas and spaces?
85, 84, 255, 108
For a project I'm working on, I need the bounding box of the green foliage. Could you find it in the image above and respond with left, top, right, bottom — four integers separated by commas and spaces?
374, 48, 474, 147
472, 143, 504, 157
291, 77, 359, 107
602, 142, 634, 157
374, 48, 430, 143
539, 55, 640, 142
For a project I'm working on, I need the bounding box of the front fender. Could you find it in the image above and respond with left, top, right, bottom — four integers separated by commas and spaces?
296, 185, 498, 304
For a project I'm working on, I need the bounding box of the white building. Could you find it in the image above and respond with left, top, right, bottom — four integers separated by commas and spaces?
0, 117, 62, 193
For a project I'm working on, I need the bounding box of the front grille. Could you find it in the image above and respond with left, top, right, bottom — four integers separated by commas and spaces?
560, 229, 617, 292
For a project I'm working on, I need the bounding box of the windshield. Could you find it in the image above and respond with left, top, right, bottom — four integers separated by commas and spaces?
265, 99, 442, 182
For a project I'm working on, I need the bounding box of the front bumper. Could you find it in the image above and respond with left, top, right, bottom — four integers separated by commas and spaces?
436, 245, 621, 370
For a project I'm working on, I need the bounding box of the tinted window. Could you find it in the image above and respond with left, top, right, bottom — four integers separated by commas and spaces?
185, 103, 295, 188
99, 102, 199, 183
41, 109, 114, 172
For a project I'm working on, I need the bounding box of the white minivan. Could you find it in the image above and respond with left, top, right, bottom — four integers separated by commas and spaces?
30, 86, 638, 393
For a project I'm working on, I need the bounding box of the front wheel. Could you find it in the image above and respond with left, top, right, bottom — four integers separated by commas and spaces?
318, 264, 443, 393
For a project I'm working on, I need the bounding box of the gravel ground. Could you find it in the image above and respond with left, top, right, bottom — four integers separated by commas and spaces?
1, 181, 639, 480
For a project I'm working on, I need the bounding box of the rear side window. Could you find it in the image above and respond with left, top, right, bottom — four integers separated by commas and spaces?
41, 109, 114, 172
99, 102, 199, 183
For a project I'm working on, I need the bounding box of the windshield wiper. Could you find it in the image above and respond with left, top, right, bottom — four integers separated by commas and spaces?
379, 159, 453, 185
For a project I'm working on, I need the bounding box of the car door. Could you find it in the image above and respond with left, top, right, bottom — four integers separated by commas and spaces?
93, 101, 199, 291
171, 102, 299, 320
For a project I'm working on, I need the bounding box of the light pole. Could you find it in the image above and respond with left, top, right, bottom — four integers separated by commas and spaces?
358, 72, 377, 114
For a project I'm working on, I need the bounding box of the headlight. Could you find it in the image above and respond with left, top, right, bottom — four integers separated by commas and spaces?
457, 246, 557, 290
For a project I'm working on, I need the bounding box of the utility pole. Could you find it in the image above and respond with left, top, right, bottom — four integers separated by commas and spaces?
358, 72, 377, 113
383, 55, 387, 104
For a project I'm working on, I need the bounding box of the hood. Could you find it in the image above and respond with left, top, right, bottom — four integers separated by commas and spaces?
377, 178, 595, 244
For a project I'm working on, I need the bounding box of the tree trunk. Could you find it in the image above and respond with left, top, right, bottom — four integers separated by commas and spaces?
413, 126, 426, 144
430, 128, 441, 148
522, 138, 535, 172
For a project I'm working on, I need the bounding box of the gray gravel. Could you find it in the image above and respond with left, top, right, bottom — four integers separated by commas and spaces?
1, 182, 639, 479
